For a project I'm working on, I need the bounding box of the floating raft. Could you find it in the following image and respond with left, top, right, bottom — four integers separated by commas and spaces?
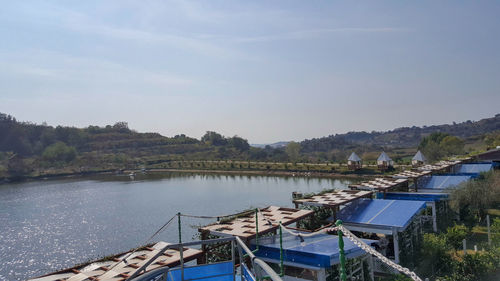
199, 206, 313, 240
30, 242, 202, 281
348, 178, 408, 192
293, 189, 372, 208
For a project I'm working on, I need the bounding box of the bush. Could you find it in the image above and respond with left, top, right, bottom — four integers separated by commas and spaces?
42, 142, 77, 163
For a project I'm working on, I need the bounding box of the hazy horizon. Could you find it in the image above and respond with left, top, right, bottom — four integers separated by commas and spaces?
1, 1, 499, 143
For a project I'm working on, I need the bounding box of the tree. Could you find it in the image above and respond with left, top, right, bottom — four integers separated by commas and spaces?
285, 142, 301, 162
42, 142, 77, 163
201, 131, 227, 146
440, 136, 464, 156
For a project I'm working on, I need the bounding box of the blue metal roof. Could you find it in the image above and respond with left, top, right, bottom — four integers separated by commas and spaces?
456, 163, 493, 175
337, 199, 426, 230
419, 175, 472, 191
376, 192, 448, 202
252, 233, 376, 268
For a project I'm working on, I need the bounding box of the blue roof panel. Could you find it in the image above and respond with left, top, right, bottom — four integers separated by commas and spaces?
377, 192, 448, 202
421, 175, 472, 191
252, 233, 376, 268
337, 199, 426, 229
456, 163, 493, 174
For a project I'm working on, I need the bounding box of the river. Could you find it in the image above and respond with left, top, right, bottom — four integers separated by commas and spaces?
0, 172, 354, 280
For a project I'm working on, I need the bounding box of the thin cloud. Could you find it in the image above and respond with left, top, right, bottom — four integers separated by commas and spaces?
235, 27, 409, 43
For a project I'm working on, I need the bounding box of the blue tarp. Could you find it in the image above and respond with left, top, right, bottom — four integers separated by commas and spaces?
252, 233, 376, 268
168, 262, 234, 281
419, 175, 472, 191
336, 199, 426, 230
376, 192, 448, 202
455, 163, 493, 175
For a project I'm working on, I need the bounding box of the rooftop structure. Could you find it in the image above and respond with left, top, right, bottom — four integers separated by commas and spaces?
348, 178, 408, 193
251, 231, 376, 280
455, 163, 494, 175
293, 189, 373, 209
198, 206, 314, 241
336, 198, 426, 264
474, 148, 500, 163
418, 175, 473, 192
411, 151, 427, 166
377, 152, 393, 170
391, 170, 431, 179
347, 152, 362, 170
30, 242, 203, 281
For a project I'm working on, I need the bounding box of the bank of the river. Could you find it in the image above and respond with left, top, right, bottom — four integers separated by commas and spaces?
1, 166, 378, 185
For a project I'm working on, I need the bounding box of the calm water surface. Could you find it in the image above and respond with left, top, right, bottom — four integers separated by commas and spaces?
0, 173, 354, 280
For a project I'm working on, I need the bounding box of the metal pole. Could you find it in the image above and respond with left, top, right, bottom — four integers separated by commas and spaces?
255, 208, 259, 251
487, 214, 491, 246
180, 245, 184, 281
178, 212, 182, 244
279, 222, 284, 277
336, 220, 347, 281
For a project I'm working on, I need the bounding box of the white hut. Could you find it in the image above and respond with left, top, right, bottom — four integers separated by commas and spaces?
412, 150, 427, 166
347, 152, 362, 170
377, 152, 394, 170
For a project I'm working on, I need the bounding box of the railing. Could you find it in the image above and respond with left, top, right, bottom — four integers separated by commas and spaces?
126, 236, 283, 281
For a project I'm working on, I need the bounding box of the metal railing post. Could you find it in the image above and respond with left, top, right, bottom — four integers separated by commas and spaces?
178, 212, 182, 244
336, 220, 347, 281
180, 245, 184, 281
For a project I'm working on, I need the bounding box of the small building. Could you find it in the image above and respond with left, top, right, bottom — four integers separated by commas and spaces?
411, 151, 426, 166
347, 152, 362, 170
377, 152, 393, 171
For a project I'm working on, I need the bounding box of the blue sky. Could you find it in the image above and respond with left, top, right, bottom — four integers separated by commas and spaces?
1, 1, 499, 143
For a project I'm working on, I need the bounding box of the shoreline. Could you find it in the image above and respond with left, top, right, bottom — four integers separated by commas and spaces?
1, 167, 373, 185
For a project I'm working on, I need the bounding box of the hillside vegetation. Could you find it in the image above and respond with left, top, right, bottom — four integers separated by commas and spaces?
1, 112, 499, 179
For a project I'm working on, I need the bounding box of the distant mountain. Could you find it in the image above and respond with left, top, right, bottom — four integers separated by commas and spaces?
251, 141, 290, 148
300, 114, 500, 152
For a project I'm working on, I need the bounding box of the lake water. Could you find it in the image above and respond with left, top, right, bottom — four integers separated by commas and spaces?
0, 172, 353, 281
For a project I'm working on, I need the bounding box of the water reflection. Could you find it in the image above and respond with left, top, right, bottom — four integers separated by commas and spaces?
0, 173, 353, 280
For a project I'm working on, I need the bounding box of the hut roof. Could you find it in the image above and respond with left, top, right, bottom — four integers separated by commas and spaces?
377, 152, 392, 162
412, 150, 427, 162
348, 152, 361, 162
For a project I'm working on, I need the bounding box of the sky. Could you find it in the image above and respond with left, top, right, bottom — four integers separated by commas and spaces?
1, 1, 499, 143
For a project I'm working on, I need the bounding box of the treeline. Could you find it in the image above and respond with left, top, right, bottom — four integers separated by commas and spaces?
300, 114, 500, 151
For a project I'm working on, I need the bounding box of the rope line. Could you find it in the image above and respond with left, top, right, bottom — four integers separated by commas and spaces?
279, 223, 422, 281
95, 214, 177, 279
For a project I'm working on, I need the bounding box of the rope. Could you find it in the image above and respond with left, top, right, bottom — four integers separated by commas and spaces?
180, 209, 255, 221
279, 223, 423, 281
332, 225, 423, 281
96, 214, 177, 279
280, 224, 328, 237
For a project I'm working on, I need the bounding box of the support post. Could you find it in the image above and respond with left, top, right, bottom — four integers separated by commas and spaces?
279, 222, 284, 277
463, 239, 467, 256
178, 212, 182, 244
487, 214, 492, 246
431, 202, 437, 232
180, 245, 184, 281
336, 220, 347, 281
393, 228, 400, 264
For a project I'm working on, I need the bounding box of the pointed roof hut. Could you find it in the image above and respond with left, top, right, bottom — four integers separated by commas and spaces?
412, 150, 427, 166
377, 152, 393, 170
347, 152, 362, 170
